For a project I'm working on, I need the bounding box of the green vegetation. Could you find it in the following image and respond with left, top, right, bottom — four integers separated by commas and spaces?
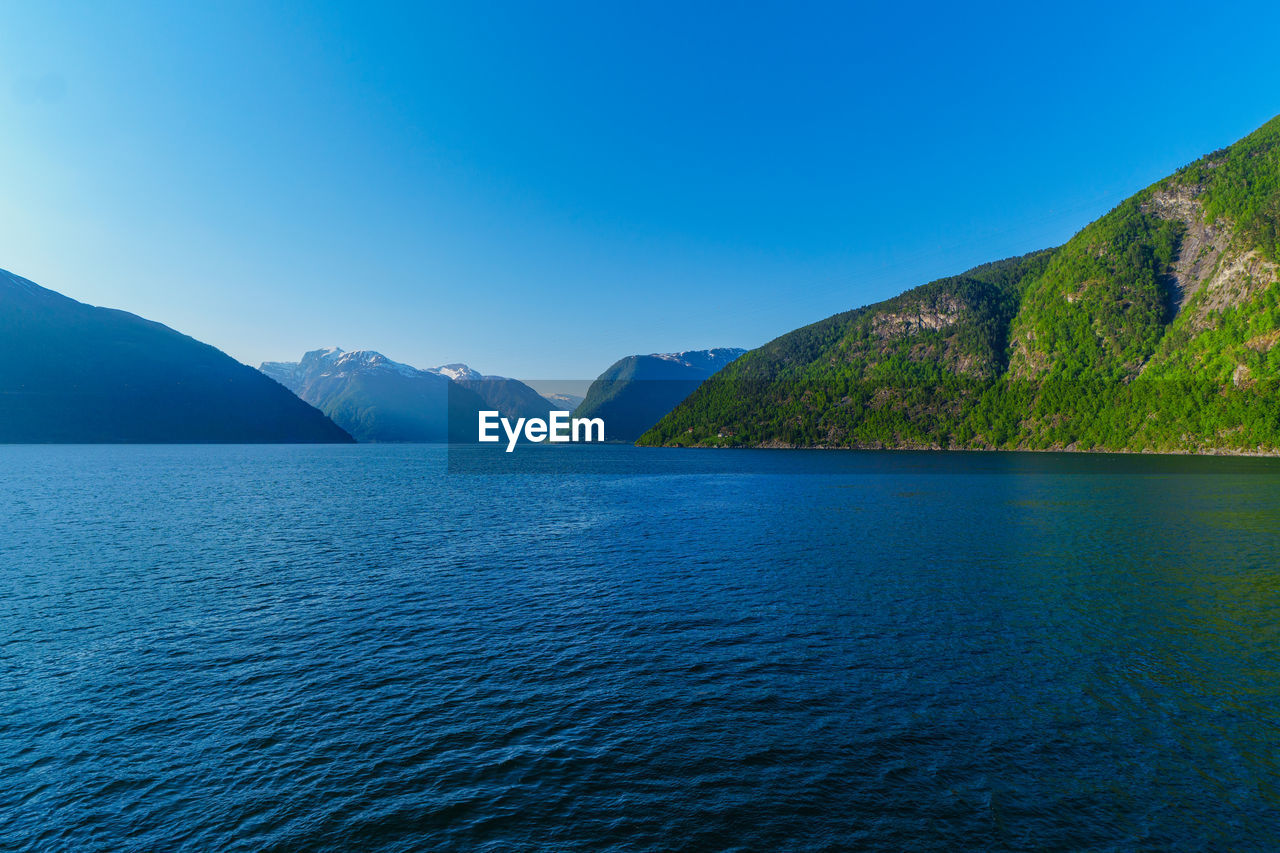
1009, 198, 1182, 381
640, 115, 1280, 454
1181, 118, 1280, 262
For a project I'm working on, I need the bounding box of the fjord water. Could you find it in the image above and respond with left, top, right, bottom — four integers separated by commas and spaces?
3, 446, 1280, 851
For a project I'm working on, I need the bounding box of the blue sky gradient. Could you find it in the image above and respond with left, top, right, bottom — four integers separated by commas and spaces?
3, 1, 1279, 378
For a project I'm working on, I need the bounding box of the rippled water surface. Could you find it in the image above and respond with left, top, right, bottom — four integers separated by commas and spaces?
3, 445, 1280, 851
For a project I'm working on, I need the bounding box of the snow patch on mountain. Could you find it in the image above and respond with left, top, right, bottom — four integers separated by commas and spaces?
312, 348, 422, 379
647, 348, 747, 372
426, 363, 509, 382
428, 363, 482, 382
261, 346, 430, 391
260, 349, 518, 392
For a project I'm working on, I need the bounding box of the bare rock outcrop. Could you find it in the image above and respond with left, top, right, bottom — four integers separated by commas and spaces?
1143, 186, 1279, 329
871, 295, 964, 338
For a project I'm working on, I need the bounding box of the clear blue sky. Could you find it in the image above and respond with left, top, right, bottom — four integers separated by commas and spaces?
3, 1, 1279, 381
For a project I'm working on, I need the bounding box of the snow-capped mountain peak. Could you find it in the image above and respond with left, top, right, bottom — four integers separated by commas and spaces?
258, 348, 557, 434
262, 347, 428, 391
426, 363, 510, 382
428, 363, 482, 382
647, 348, 747, 372
292, 347, 423, 379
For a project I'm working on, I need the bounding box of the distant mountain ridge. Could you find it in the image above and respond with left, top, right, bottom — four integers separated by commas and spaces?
260, 347, 478, 442
427, 364, 554, 422
0, 270, 352, 443
261, 347, 420, 392
642, 115, 1280, 454
575, 347, 746, 441
428, 363, 485, 382
645, 349, 750, 375
542, 392, 584, 411
260, 348, 552, 442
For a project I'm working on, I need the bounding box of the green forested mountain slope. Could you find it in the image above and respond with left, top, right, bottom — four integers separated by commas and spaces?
641, 115, 1280, 454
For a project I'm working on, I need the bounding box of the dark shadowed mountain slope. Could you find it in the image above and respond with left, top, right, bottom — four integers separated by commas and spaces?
0, 269, 352, 443
575, 348, 746, 441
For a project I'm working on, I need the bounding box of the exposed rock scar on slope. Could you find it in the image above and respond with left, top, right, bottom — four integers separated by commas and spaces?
1142, 185, 1229, 317
1143, 186, 1278, 330
871, 295, 964, 338
862, 294, 994, 377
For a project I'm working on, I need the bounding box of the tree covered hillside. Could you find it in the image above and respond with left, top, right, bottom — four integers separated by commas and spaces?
641, 115, 1280, 454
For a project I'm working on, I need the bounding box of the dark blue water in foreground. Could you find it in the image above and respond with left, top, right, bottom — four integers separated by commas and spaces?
3, 445, 1280, 851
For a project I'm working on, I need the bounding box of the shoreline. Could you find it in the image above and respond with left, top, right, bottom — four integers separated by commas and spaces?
637, 441, 1280, 459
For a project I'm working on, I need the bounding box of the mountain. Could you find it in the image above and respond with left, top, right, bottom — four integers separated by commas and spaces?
542, 392, 584, 411
0, 269, 352, 443
260, 349, 552, 441
427, 363, 483, 382
575, 348, 746, 441
260, 348, 487, 442
641, 115, 1280, 454
425, 364, 553, 421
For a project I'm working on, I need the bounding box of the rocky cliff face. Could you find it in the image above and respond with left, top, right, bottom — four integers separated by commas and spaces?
872, 295, 965, 338
1142, 185, 1278, 332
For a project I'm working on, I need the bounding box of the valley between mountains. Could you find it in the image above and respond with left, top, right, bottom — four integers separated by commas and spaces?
5, 116, 1280, 451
